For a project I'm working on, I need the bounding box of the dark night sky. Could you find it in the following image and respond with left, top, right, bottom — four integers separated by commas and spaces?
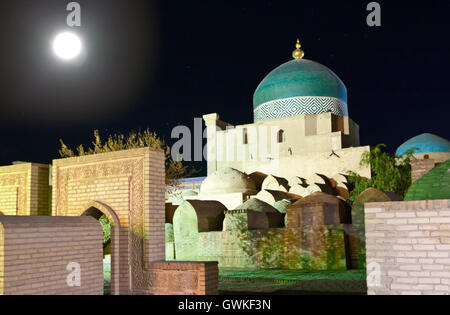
0, 0, 449, 174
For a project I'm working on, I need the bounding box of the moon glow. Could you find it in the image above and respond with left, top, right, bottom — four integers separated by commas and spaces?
52, 32, 82, 60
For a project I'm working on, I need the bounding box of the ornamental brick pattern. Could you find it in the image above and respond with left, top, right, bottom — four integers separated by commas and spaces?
365, 200, 450, 295
51, 148, 166, 295
0, 163, 50, 216
0, 216, 103, 295
254, 96, 348, 122
0, 148, 219, 295
152, 261, 219, 295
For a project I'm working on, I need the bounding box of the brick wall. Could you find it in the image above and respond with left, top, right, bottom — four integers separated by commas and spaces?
411, 159, 436, 183
52, 148, 166, 295
152, 261, 219, 295
365, 200, 450, 295
0, 163, 50, 216
0, 216, 103, 295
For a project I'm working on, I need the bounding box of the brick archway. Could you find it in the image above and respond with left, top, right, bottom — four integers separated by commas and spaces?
52, 148, 166, 294
79, 201, 120, 295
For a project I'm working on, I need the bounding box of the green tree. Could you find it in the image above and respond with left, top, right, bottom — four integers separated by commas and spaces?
99, 214, 111, 248
58, 129, 198, 187
347, 144, 416, 200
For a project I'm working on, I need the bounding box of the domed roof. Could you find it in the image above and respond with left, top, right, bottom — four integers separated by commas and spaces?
272, 199, 293, 214
253, 48, 348, 122
396, 133, 450, 156
353, 188, 402, 205
291, 192, 342, 206
200, 167, 257, 195
181, 190, 198, 197
404, 159, 450, 201
233, 198, 278, 213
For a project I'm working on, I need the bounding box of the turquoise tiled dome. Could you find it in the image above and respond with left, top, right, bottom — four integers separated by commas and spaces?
253, 59, 348, 122
396, 133, 450, 157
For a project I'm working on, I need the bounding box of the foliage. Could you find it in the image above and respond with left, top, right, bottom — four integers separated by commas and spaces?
99, 214, 111, 245
258, 230, 284, 268
357, 250, 366, 270
347, 144, 415, 201
231, 213, 257, 265
229, 213, 346, 270
58, 129, 198, 187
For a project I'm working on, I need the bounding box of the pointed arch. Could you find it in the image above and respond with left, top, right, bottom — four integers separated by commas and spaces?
78, 201, 121, 295
78, 201, 120, 227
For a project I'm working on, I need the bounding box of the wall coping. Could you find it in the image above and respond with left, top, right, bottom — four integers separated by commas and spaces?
151, 261, 218, 271
0, 215, 99, 229
0, 162, 49, 172
365, 199, 450, 210
52, 147, 164, 166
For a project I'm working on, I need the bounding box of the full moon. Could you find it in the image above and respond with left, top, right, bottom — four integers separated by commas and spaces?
52, 32, 82, 60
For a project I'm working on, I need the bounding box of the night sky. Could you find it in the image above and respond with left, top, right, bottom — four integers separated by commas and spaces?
0, 1, 449, 174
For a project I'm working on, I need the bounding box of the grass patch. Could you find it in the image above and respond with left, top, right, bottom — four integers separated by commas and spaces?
219, 268, 366, 282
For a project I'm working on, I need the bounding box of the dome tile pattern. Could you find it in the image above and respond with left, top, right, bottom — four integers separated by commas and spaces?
396, 133, 450, 156
253, 59, 347, 122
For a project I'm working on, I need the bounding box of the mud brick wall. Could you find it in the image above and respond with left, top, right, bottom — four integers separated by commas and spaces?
152, 261, 219, 295
365, 200, 450, 295
411, 159, 437, 183
0, 216, 103, 295
0, 163, 50, 216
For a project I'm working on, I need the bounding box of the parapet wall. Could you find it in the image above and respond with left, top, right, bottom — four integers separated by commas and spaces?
0, 148, 220, 295
0, 163, 50, 216
365, 200, 450, 295
152, 261, 218, 295
0, 216, 103, 295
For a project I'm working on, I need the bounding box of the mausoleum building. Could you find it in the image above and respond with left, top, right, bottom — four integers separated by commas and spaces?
203, 40, 370, 180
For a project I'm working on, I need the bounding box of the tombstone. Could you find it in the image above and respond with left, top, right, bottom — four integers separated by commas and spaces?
173, 200, 226, 260
306, 173, 327, 185
331, 173, 348, 185
272, 199, 293, 214
289, 184, 307, 197
0, 216, 103, 295
224, 198, 284, 230
261, 175, 290, 192
255, 189, 301, 205
165, 223, 175, 260
304, 183, 323, 196
288, 176, 308, 187
334, 183, 350, 200
165, 202, 178, 224
248, 171, 268, 191
286, 192, 352, 269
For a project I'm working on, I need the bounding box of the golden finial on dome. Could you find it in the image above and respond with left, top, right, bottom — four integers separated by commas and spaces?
292, 38, 304, 59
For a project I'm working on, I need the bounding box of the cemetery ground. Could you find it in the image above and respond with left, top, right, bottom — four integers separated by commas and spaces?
218, 268, 367, 295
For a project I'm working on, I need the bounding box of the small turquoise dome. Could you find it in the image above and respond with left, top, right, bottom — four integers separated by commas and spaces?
253, 59, 348, 122
396, 133, 450, 156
